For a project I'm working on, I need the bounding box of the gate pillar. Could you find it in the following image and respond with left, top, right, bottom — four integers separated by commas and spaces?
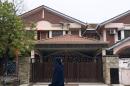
102, 55, 119, 84
31, 50, 35, 63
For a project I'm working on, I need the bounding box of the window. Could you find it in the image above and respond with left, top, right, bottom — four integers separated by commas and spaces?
52, 31, 63, 37
66, 31, 69, 34
40, 31, 49, 39
37, 31, 49, 40
124, 30, 130, 38
71, 30, 79, 35
118, 31, 121, 40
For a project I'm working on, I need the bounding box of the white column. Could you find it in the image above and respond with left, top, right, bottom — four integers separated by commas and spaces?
102, 49, 106, 56
115, 31, 118, 43
49, 30, 52, 38
31, 50, 35, 63
121, 30, 124, 40
103, 29, 106, 41
31, 50, 35, 59
63, 31, 66, 35
79, 29, 82, 37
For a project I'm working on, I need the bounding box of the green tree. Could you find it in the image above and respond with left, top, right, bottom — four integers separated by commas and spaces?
0, 1, 35, 58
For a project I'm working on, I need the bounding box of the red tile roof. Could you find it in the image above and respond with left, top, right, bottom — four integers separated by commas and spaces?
36, 35, 108, 44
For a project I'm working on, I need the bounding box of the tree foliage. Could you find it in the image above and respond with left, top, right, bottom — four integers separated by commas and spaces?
0, 1, 35, 58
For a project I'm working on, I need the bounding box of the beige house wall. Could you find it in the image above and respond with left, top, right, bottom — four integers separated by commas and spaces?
119, 58, 130, 85
25, 21, 81, 31
102, 56, 119, 84
105, 23, 124, 29
120, 69, 130, 85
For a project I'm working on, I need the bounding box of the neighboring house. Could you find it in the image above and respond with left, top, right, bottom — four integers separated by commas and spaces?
97, 10, 130, 85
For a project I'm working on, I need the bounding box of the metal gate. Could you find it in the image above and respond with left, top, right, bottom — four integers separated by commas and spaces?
30, 52, 103, 82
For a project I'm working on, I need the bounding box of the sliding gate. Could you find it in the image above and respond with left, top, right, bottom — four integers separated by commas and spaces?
30, 51, 103, 82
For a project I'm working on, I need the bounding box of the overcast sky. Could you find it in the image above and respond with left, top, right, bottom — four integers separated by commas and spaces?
23, 0, 130, 23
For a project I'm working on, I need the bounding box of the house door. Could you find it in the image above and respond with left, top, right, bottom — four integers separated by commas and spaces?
110, 68, 119, 84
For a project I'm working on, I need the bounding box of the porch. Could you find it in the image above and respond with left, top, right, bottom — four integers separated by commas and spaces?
30, 35, 108, 83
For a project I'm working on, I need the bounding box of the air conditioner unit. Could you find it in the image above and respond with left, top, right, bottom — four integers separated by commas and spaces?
109, 29, 116, 35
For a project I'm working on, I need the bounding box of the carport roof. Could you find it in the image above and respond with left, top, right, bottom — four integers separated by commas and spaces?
36, 34, 108, 45
107, 37, 130, 50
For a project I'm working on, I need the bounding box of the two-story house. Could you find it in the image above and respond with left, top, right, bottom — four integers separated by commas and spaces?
97, 10, 130, 85
21, 5, 108, 85
1, 5, 130, 86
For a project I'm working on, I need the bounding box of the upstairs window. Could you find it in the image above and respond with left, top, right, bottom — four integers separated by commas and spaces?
71, 30, 79, 35
118, 31, 121, 40
124, 30, 130, 38
117, 30, 130, 41
52, 31, 63, 37
37, 31, 49, 40
66, 31, 69, 34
